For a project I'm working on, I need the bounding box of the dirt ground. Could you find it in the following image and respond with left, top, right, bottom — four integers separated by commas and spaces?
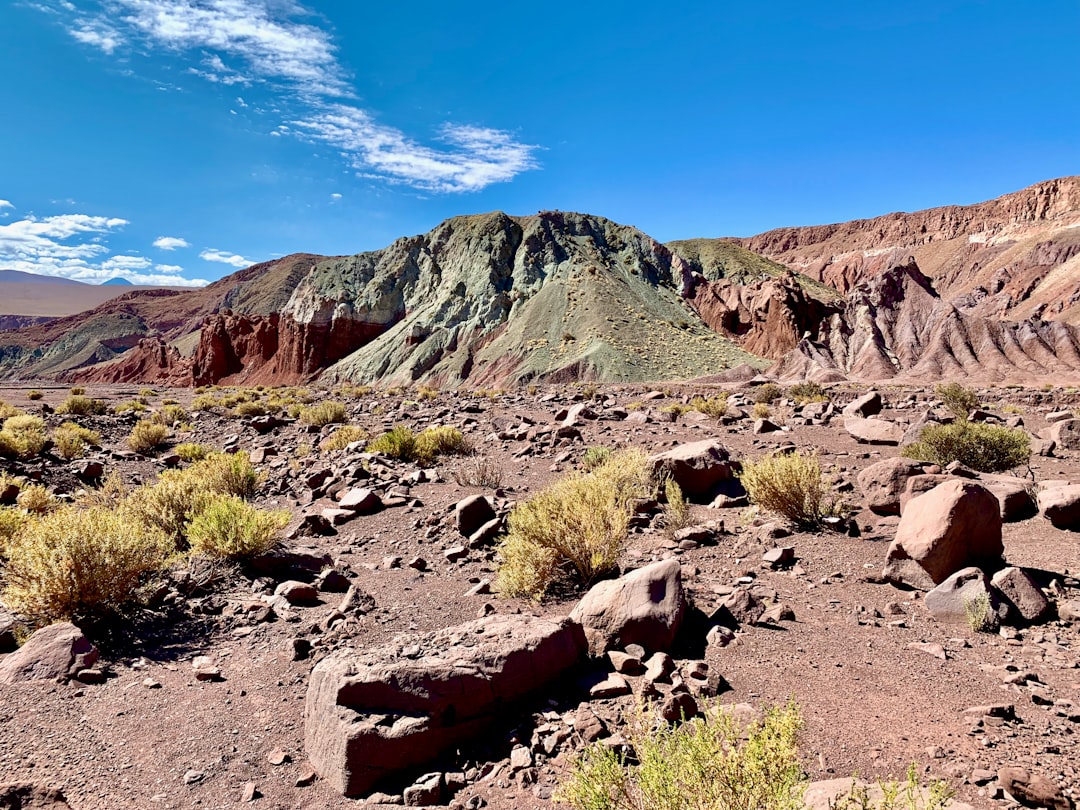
0, 382, 1077, 810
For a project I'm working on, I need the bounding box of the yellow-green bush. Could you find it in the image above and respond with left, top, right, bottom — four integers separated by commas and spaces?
174, 442, 210, 462
233, 400, 269, 418
690, 394, 729, 418
123, 469, 204, 547
582, 446, 613, 472
753, 383, 782, 404
662, 476, 690, 534
751, 402, 771, 419
366, 425, 417, 460
26, 389, 43, 401
0, 414, 47, 459
2, 506, 170, 622
0, 506, 30, 558
114, 399, 148, 414
56, 394, 107, 416
190, 393, 220, 411
415, 426, 470, 465
299, 400, 347, 427
319, 424, 368, 452
557, 702, 804, 810
902, 421, 1029, 473
787, 381, 828, 404
53, 421, 102, 460
69, 386, 86, 396
935, 382, 979, 418
127, 420, 169, 454
150, 404, 188, 425
186, 494, 289, 560
0, 401, 23, 419
16, 484, 56, 515
738, 451, 845, 527
197, 451, 260, 498
496, 450, 651, 598
138, 388, 157, 399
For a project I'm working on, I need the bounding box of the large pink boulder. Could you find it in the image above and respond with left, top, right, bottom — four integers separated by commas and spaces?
858, 457, 932, 515
648, 440, 736, 499
884, 480, 1004, 588
0, 622, 98, 684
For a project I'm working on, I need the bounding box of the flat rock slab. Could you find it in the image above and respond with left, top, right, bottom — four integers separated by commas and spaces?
305, 614, 586, 797
844, 416, 902, 445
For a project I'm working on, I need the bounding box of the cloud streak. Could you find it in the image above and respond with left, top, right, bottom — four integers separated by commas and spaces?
42, 0, 539, 192
199, 247, 249, 268
153, 235, 190, 250
0, 209, 208, 286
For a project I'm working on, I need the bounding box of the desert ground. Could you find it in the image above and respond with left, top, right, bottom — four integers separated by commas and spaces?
0, 381, 1077, 810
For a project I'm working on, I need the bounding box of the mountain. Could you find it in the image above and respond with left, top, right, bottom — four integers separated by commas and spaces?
733, 176, 1080, 323
101, 277, 134, 286
0, 213, 835, 386
0, 269, 183, 318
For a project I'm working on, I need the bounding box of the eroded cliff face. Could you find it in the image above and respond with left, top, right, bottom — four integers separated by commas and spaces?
737, 177, 1080, 322
771, 259, 1080, 385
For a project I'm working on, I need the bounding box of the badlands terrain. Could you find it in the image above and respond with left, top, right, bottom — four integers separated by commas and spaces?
0, 380, 1077, 810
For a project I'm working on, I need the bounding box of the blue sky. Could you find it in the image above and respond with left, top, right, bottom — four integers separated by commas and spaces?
1, 1, 1077, 286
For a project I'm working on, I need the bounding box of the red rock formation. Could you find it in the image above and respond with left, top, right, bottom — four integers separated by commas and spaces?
68, 337, 192, 385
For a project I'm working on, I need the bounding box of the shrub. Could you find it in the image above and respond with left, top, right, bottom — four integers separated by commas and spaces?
0, 401, 23, 419
186, 494, 289, 560
557, 701, 804, 810
195, 452, 259, 498
415, 426, 471, 465
2, 506, 170, 622
26, 389, 43, 401
233, 400, 269, 417
175, 442, 211, 462
190, 394, 220, 411
0, 414, 47, 459
123, 469, 204, 547
935, 382, 979, 418
53, 421, 102, 460
451, 456, 503, 488
16, 484, 56, 515
751, 402, 771, 419
127, 420, 169, 454
690, 394, 729, 418
582, 446, 614, 471
661, 403, 690, 417
416, 385, 439, 401
964, 592, 996, 633
114, 400, 148, 414
0, 506, 30, 558
299, 401, 347, 427
753, 383, 782, 404
56, 394, 107, 416
738, 451, 845, 527
662, 476, 691, 534
827, 765, 956, 810
319, 424, 368, 452
336, 383, 372, 399
366, 426, 417, 460
139, 388, 157, 398
496, 450, 651, 598
902, 421, 1029, 473
151, 404, 188, 425
788, 381, 828, 404
69, 386, 86, 395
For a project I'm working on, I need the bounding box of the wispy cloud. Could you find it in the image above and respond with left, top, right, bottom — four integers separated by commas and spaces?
200, 248, 249, 268
0, 210, 208, 286
152, 235, 190, 250
40, 0, 539, 192
0, 201, 13, 210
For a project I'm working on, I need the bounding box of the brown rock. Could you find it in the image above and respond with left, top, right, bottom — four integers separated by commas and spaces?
990, 566, 1052, 623
1049, 418, 1080, 451
858, 457, 931, 515
1038, 484, 1080, 529
0, 622, 98, 685
884, 480, 1004, 587
455, 495, 497, 537
998, 766, 1074, 810
647, 440, 737, 499
844, 416, 902, 445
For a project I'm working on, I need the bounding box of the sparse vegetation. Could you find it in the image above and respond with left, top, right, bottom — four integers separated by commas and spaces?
299, 401, 347, 427
2, 506, 171, 623
127, 420, 170, 454
366, 425, 417, 460
151, 404, 188, 425
738, 451, 845, 527
0, 401, 23, 419
557, 701, 804, 810
496, 449, 651, 598
935, 382, 979, 418
826, 765, 956, 810
751, 402, 771, 419
690, 394, 728, 418
662, 475, 691, 534
964, 592, 996, 633
582, 446, 614, 471
16, 484, 56, 515
114, 399, 149, 414
319, 424, 368, 452
902, 421, 1030, 473
56, 394, 107, 416
52, 421, 102, 459
69, 386, 86, 396
26, 389, 43, 401
753, 383, 782, 404
233, 401, 269, 417
0, 414, 47, 459
186, 494, 289, 560
451, 456, 503, 488
787, 381, 828, 404
175, 442, 211, 462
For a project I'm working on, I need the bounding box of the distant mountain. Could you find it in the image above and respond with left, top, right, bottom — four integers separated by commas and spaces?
101, 277, 134, 286
0, 269, 87, 286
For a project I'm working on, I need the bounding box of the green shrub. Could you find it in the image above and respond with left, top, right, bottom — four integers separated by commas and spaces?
935, 382, 979, 418
0, 414, 47, 459
151, 404, 188, 425
690, 394, 729, 418
56, 394, 107, 416
496, 450, 651, 598
0, 506, 30, 558
753, 383, 782, 404
738, 451, 845, 527
417, 385, 439, 401
319, 424, 369, 452
557, 701, 804, 810
451, 456, 503, 488
186, 494, 289, 560
127, 420, 169, 454
232, 400, 269, 417
114, 399, 148, 414
0, 401, 23, 419
366, 425, 417, 460
662, 476, 690, 534
787, 381, 828, 404
123, 469, 204, 547
2, 506, 170, 622
190, 394, 220, 411
751, 402, 771, 420
195, 451, 259, 498
53, 421, 102, 460
582, 446, 613, 471
26, 389, 43, 401
827, 765, 956, 810
138, 388, 157, 399
69, 386, 86, 396
415, 426, 471, 465
902, 421, 1029, 473
174, 442, 211, 462
964, 592, 997, 633
298, 401, 347, 427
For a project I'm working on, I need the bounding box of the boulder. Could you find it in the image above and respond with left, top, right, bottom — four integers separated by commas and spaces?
898, 474, 950, 514
569, 560, 685, 656
924, 567, 1006, 629
647, 440, 737, 499
980, 476, 1037, 522
998, 767, 1074, 810
991, 567, 1052, 623
842, 391, 882, 418
1049, 418, 1080, 451
455, 495, 497, 537
250, 546, 333, 582
844, 417, 902, 445
1038, 484, 1080, 530
0, 783, 71, 809
338, 487, 383, 514
884, 480, 1004, 588
305, 614, 586, 796
0, 623, 98, 685
857, 458, 931, 515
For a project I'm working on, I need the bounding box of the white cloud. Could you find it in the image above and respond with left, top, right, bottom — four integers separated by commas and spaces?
0, 201, 12, 210
200, 248, 249, 268
154, 263, 184, 274
39, 0, 540, 192
330, 192, 342, 200
0, 211, 208, 286
152, 235, 190, 250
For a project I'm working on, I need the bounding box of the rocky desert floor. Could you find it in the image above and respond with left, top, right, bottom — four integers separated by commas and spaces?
0, 381, 1078, 810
